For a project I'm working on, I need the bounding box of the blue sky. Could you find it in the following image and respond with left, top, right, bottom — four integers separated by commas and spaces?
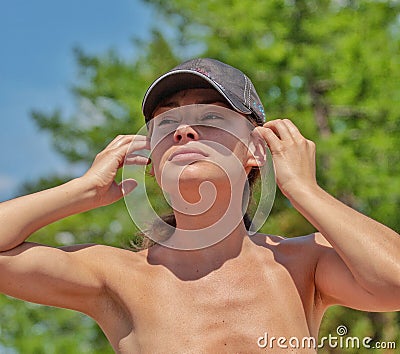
0, 0, 155, 201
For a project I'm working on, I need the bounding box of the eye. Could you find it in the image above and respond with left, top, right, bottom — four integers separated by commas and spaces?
157, 117, 178, 126
200, 113, 224, 121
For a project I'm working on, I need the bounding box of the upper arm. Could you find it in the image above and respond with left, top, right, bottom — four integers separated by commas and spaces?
0, 242, 108, 316
314, 233, 397, 312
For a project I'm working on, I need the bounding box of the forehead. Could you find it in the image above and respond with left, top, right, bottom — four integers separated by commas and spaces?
153, 88, 229, 117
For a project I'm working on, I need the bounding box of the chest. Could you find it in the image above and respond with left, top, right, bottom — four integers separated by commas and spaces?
126, 262, 313, 344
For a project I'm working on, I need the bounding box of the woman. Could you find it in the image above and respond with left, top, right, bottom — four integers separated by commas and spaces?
0, 58, 399, 353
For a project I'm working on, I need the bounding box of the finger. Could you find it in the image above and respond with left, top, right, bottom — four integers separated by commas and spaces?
116, 144, 152, 170
102, 137, 149, 165
281, 119, 304, 140
107, 135, 147, 149
253, 126, 282, 153
97, 143, 134, 170
264, 119, 297, 141
127, 137, 151, 154
120, 179, 138, 196
99, 139, 149, 170
105, 135, 129, 149
124, 154, 151, 165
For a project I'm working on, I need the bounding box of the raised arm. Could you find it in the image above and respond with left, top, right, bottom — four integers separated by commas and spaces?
0, 135, 150, 313
254, 119, 400, 311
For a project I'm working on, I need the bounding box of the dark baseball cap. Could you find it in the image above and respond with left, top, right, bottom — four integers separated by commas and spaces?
142, 58, 266, 125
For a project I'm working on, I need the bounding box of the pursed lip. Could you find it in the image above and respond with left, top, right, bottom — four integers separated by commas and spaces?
168, 146, 209, 161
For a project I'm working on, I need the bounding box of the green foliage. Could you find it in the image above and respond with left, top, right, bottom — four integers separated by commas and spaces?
319, 307, 400, 353
146, 0, 400, 229
3, 0, 400, 352
0, 297, 111, 354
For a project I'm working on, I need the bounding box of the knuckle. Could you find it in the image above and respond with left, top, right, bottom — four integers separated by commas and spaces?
297, 138, 307, 146
286, 141, 296, 150
274, 145, 285, 154
95, 151, 105, 159
112, 135, 124, 142
307, 139, 316, 147
117, 136, 129, 144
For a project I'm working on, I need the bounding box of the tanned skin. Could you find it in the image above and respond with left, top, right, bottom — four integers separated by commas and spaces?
0, 88, 399, 353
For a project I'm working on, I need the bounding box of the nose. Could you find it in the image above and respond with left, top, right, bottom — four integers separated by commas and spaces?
173, 124, 199, 143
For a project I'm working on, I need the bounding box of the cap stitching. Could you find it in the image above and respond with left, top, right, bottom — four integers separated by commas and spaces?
243, 75, 248, 107
245, 75, 252, 108
247, 77, 251, 108
191, 66, 225, 91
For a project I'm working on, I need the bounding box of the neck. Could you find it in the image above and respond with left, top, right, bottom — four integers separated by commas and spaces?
146, 177, 253, 279
147, 221, 252, 280
164, 179, 247, 250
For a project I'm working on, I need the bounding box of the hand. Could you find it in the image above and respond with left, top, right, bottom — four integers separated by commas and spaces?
81, 135, 150, 207
253, 119, 317, 198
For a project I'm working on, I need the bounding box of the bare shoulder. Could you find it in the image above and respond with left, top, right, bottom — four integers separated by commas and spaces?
248, 233, 331, 317
250, 232, 327, 248
249, 232, 332, 263
59, 243, 134, 261
60, 243, 147, 258
59, 243, 151, 279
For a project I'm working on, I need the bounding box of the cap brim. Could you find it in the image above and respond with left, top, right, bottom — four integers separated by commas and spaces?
142, 70, 252, 120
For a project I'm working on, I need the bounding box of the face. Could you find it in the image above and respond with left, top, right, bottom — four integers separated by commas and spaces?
148, 89, 260, 199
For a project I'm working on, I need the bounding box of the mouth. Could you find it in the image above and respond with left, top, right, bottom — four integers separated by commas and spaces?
168, 146, 209, 162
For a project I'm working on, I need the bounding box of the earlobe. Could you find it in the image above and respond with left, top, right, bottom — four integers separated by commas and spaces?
247, 137, 267, 167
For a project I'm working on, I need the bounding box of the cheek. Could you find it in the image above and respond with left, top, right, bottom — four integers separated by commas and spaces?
233, 144, 250, 166
216, 130, 250, 161
150, 131, 171, 159
150, 140, 171, 182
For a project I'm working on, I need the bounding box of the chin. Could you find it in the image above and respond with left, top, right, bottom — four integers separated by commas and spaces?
158, 161, 229, 193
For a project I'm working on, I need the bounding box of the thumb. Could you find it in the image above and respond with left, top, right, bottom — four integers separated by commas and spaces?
120, 179, 138, 196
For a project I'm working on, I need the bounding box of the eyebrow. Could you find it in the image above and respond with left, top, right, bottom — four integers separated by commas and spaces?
159, 98, 229, 109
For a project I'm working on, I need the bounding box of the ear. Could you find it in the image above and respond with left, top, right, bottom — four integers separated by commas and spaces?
246, 134, 267, 169
147, 120, 154, 137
